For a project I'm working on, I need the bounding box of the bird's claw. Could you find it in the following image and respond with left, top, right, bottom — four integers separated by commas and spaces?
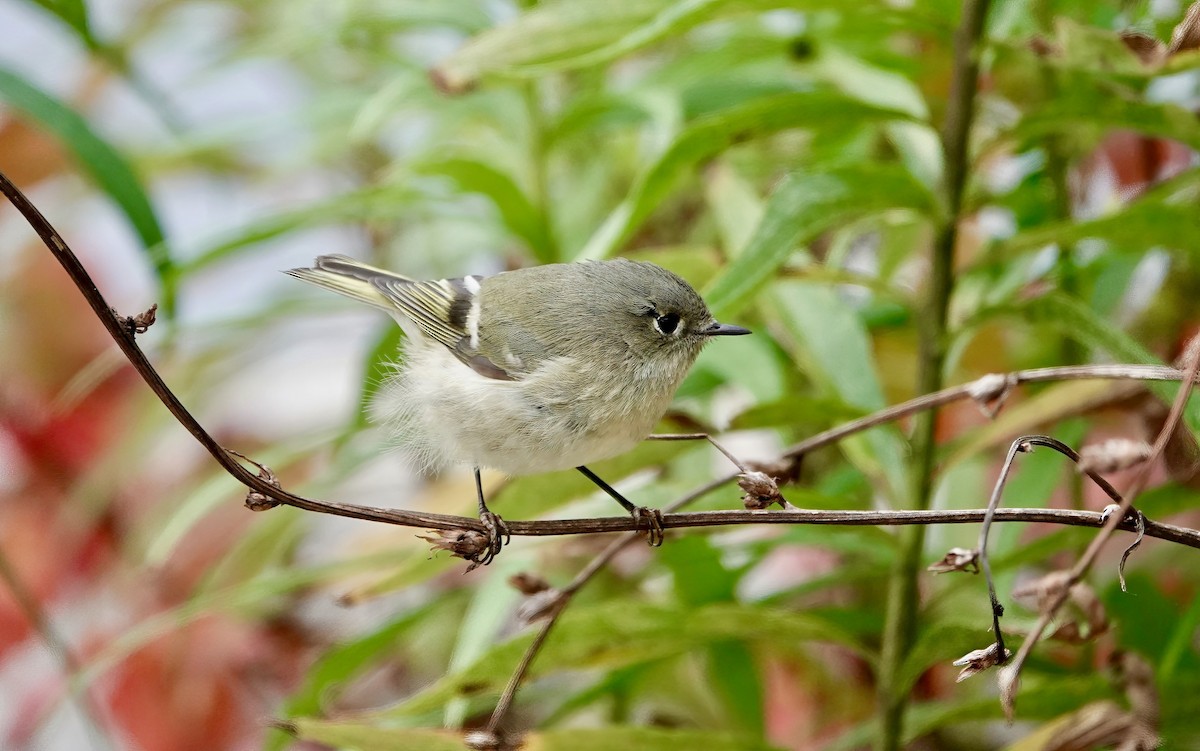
469, 510, 510, 570
631, 506, 665, 547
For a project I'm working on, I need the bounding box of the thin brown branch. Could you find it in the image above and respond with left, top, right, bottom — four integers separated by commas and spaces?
5, 167, 1197, 545
782, 365, 1187, 460
1000, 335, 1200, 718
6, 161, 1200, 548
976, 435, 1126, 664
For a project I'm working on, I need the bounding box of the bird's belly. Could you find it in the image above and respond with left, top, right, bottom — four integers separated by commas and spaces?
376, 347, 667, 476
451, 395, 654, 475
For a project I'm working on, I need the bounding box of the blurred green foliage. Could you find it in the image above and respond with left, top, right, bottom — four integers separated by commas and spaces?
4, 0, 1200, 749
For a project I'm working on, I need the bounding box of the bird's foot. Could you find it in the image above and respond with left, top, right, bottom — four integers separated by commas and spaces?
630, 506, 665, 547
469, 509, 510, 570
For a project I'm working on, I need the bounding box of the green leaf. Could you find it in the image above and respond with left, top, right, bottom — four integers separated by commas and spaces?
268, 605, 440, 751
75, 547, 416, 694
577, 91, 921, 260
433, 0, 913, 90
705, 164, 933, 317
708, 642, 765, 735
767, 280, 912, 504
182, 183, 420, 275
26, 0, 97, 48
288, 721, 465, 751
1013, 93, 1200, 152
1005, 204, 1200, 256
432, 0, 674, 92
289, 721, 784, 751
895, 622, 996, 698
942, 381, 1117, 470
0, 65, 175, 314
417, 157, 557, 263
1004, 294, 1200, 430
379, 601, 867, 717
828, 676, 1115, 750
660, 536, 741, 606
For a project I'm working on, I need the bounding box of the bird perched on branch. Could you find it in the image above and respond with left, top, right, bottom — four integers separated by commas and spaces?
288, 254, 749, 567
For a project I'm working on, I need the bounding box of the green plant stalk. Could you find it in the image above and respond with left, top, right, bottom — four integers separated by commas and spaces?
876, 0, 992, 748
1038, 38, 1087, 512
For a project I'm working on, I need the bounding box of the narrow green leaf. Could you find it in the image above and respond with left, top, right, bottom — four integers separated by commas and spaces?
705, 164, 933, 317
417, 157, 557, 263
0, 65, 175, 313
1159, 590, 1200, 683
183, 183, 420, 275
1006, 294, 1200, 430
288, 722, 464, 751
380, 601, 867, 717
828, 677, 1115, 750
432, 0, 672, 92
268, 605, 439, 751
942, 380, 1117, 470
1001, 167, 1200, 258
433, 0, 907, 90
27, 0, 97, 48
1014, 93, 1200, 152
709, 642, 765, 735
533, 726, 784, 751
289, 721, 783, 751
768, 280, 912, 504
578, 92, 920, 260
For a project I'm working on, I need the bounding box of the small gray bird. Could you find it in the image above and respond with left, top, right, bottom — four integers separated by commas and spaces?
288, 254, 749, 565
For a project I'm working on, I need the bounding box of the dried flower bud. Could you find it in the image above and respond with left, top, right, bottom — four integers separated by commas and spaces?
419, 529, 491, 565
508, 572, 551, 596
238, 456, 282, 511
738, 471, 783, 510
928, 547, 980, 574
1078, 438, 1153, 474
953, 642, 1011, 683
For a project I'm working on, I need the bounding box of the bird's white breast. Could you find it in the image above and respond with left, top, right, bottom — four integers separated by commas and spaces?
371, 341, 678, 476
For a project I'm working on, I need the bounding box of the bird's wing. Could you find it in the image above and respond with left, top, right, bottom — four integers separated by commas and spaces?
288, 254, 518, 380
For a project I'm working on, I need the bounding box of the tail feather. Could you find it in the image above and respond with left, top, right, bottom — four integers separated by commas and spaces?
286, 254, 411, 311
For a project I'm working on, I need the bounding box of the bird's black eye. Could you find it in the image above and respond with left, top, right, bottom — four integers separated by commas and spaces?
654, 312, 681, 335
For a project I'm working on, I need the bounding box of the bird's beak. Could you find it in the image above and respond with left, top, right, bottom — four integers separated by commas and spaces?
702, 321, 752, 336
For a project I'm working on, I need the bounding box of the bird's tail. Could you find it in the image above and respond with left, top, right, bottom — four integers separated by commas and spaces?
286, 254, 410, 311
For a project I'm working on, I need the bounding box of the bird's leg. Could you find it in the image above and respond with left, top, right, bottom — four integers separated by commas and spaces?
576, 465, 664, 547
473, 466, 510, 566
